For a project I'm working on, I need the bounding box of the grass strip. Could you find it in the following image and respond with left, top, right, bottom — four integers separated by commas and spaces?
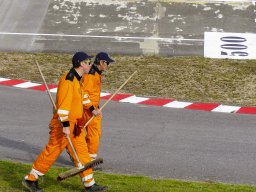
1, 160, 256, 192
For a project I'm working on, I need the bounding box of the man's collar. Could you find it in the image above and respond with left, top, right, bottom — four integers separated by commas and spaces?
71, 68, 82, 81
92, 64, 102, 75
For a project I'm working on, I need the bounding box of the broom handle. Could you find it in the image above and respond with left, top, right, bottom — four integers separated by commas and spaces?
83, 70, 137, 129
35, 60, 83, 168
36, 61, 56, 108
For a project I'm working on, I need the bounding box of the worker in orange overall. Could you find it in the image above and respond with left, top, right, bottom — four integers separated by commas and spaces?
78, 52, 114, 161
22, 52, 107, 192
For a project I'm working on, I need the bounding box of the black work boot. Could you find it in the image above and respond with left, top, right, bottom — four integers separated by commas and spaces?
82, 183, 108, 192
22, 179, 43, 192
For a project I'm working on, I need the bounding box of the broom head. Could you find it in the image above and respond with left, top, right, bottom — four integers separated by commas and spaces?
57, 158, 103, 181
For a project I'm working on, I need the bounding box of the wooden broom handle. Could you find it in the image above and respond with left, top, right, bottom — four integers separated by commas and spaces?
83, 70, 137, 129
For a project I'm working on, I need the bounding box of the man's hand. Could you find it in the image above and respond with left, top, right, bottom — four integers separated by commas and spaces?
92, 109, 102, 117
77, 119, 85, 128
63, 127, 70, 136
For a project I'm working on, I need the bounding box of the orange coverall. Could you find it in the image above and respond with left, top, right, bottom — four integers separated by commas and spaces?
80, 64, 102, 159
25, 68, 95, 187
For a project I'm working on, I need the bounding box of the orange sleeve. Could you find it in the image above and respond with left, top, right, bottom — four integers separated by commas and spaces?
56, 75, 74, 127
82, 74, 96, 111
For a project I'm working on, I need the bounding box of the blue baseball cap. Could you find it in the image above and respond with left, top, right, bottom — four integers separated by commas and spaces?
72, 52, 93, 67
95, 52, 115, 64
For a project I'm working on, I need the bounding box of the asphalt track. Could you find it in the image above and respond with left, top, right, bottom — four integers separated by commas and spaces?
1, 85, 256, 185
0, 0, 255, 55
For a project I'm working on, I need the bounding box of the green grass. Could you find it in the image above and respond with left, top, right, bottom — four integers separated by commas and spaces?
1, 52, 256, 106
1, 160, 256, 192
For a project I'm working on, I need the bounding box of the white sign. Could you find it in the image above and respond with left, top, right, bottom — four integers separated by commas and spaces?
204, 32, 256, 60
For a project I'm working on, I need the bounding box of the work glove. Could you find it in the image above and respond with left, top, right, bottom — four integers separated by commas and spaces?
63, 127, 70, 137
73, 122, 83, 137
92, 109, 102, 117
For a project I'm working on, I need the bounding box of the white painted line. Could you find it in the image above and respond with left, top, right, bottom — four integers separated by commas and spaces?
120, 95, 149, 103
0, 32, 204, 42
211, 105, 241, 113
0, 77, 10, 82
13, 82, 41, 88
100, 92, 111, 97
163, 101, 192, 108
49, 88, 58, 93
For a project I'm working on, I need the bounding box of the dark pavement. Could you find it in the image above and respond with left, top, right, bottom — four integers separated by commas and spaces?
1, 85, 256, 184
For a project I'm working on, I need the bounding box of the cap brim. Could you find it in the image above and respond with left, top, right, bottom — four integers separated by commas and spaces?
107, 58, 115, 63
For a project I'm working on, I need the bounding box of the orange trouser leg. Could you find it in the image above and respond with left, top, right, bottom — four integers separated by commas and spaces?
83, 111, 102, 158
67, 128, 93, 181
28, 121, 94, 186
32, 124, 68, 175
